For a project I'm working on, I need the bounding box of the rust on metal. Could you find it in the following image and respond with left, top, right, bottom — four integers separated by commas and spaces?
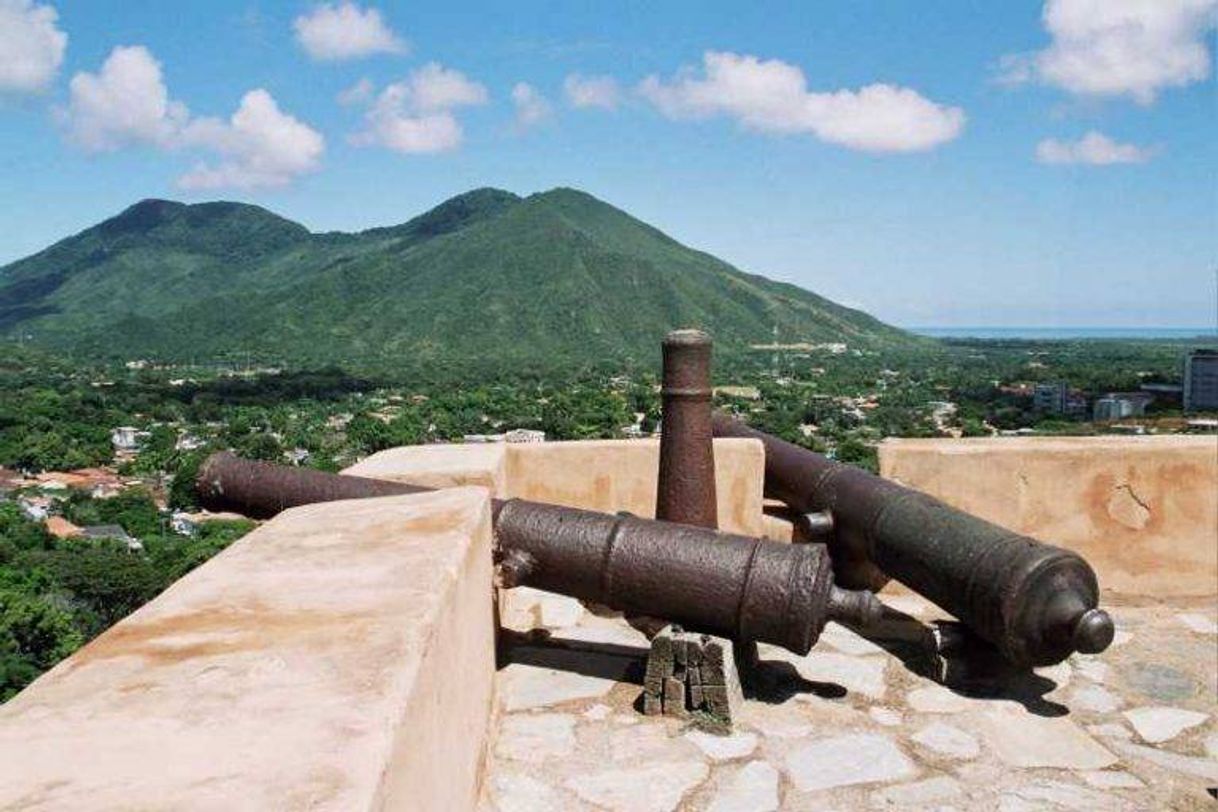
711, 413, 1114, 666
656, 329, 718, 528
196, 452, 881, 655
196, 452, 427, 519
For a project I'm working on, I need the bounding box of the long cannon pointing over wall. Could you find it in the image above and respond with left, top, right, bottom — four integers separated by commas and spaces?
711, 414, 1115, 666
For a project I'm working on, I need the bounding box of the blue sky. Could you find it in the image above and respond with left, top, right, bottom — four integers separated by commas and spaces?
1, 1, 1215, 328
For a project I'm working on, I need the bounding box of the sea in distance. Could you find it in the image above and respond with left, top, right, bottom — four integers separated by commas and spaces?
909, 326, 1217, 340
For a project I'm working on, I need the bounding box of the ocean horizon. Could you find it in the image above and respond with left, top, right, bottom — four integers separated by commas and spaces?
908, 326, 1217, 340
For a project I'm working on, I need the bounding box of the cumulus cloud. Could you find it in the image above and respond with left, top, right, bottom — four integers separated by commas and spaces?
511, 82, 550, 130
63, 46, 188, 151
294, 2, 405, 61
63, 46, 323, 188
351, 62, 487, 153
563, 74, 620, 110
0, 0, 67, 93
1035, 131, 1153, 164
637, 51, 964, 153
1002, 0, 1218, 103
178, 90, 325, 189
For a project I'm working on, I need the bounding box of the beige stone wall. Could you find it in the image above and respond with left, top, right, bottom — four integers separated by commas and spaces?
880, 436, 1218, 597
346, 437, 766, 536
0, 488, 496, 812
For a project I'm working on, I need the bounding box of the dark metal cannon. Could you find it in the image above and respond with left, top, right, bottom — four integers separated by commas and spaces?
656, 329, 718, 528
196, 452, 882, 655
711, 414, 1114, 666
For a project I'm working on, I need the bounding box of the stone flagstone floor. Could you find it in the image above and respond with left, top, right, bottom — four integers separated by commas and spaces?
481, 587, 1218, 811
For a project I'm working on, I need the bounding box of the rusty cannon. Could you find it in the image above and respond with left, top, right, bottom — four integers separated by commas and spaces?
195, 452, 882, 656
711, 414, 1115, 667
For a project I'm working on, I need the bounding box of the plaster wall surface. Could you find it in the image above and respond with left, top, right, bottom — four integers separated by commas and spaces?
346, 437, 766, 536
0, 487, 495, 811
880, 436, 1218, 596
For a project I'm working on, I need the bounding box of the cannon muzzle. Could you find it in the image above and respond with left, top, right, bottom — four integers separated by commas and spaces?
711, 415, 1114, 666
195, 452, 881, 655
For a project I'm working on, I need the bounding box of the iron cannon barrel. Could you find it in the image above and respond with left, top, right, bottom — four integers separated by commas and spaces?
711, 414, 1114, 666
656, 329, 718, 528
196, 452, 430, 519
195, 452, 880, 654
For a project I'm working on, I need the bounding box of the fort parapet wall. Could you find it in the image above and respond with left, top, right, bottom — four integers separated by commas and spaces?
0, 435, 1214, 809
880, 436, 1218, 597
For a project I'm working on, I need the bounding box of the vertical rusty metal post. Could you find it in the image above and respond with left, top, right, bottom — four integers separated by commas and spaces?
656, 329, 718, 528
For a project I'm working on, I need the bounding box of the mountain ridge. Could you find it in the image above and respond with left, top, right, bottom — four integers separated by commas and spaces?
0, 187, 913, 365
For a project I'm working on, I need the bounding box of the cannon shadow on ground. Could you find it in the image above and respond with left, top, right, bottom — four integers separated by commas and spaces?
844, 607, 1069, 717
495, 607, 1069, 717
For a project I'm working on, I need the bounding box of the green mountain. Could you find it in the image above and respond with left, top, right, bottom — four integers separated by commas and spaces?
0, 187, 910, 365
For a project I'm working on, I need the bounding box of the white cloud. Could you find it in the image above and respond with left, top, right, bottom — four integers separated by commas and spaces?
403, 62, 488, 111
352, 62, 487, 153
511, 82, 550, 130
1035, 130, 1153, 164
337, 76, 375, 106
0, 0, 67, 93
637, 51, 964, 153
563, 73, 620, 110
178, 90, 325, 189
63, 45, 188, 151
1002, 0, 1218, 103
293, 2, 405, 62
63, 46, 323, 188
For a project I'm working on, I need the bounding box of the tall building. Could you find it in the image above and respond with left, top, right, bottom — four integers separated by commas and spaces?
1033, 382, 1067, 413
1184, 349, 1218, 412
1033, 381, 1086, 416
1093, 393, 1153, 422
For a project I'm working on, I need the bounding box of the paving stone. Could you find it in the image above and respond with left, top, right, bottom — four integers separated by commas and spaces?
1073, 659, 1109, 684
489, 771, 567, 812
683, 730, 758, 761
907, 684, 971, 714
1086, 722, 1132, 740
790, 652, 887, 699
499, 663, 617, 711
1035, 661, 1072, 689
499, 587, 546, 633
706, 760, 779, 812
880, 593, 929, 617
606, 720, 700, 763
494, 713, 577, 763
911, 722, 980, 759
539, 594, 585, 629
975, 705, 1116, 769
1206, 730, 1218, 759
869, 706, 902, 727
1112, 740, 1218, 782
560, 617, 651, 648
564, 761, 708, 812
739, 703, 815, 739
783, 732, 917, 792
1175, 613, 1218, 635
583, 703, 612, 721
1124, 662, 1196, 702
1071, 684, 1122, 714
869, 775, 963, 808
1079, 770, 1145, 789
999, 779, 1112, 811
1109, 630, 1133, 648
820, 622, 887, 656
1122, 706, 1208, 743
